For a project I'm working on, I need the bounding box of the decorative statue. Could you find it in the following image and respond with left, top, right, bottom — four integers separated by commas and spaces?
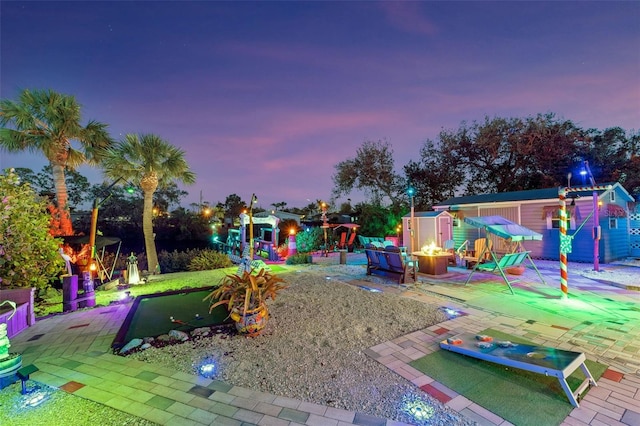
0, 300, 17, 361
126, 252, 141, 285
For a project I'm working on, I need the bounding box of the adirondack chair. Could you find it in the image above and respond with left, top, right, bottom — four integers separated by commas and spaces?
346, 232, 357, 251
462, 238, 492, 268
443, 240, 457, 266
464, 251, 531, 294
337, 232, 347, 249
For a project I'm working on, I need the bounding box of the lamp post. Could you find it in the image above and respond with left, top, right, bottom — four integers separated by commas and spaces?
583, 161, 600, 272
407, 187, 415, 254
321, 202, 329, 257
248, 194, 257, 259
88, 178, 133, 274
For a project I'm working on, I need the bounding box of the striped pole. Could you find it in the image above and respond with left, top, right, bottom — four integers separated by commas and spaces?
559, 184, 611, 298
559, 187, 569, 298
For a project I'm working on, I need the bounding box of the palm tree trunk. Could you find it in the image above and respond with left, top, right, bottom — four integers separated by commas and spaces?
51, 161, 73, 235
142, 188, 159, 274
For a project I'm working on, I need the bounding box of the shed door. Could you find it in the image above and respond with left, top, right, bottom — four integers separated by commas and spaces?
437, 215, 453, 246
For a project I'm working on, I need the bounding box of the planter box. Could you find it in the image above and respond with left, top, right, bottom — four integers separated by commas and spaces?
0, 288, 36, 338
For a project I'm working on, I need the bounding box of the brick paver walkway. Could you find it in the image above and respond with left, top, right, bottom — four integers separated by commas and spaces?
7, 252, 640, 425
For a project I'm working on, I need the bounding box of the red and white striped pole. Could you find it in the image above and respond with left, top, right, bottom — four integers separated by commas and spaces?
559, 184, 611, 298
558, 187, 569, 298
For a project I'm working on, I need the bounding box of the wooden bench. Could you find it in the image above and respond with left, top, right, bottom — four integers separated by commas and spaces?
364, 245, 414, 284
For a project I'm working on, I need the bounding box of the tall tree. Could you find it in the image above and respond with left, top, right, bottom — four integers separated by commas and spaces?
332, 139, 405, 206
404, 139, 462, 209
15, 165, 91, 208
425, 114, 585, 196
0, 89, 112, 235
102, 133, 195, 274
224, 193, 246, 223
271, 201, 287, 211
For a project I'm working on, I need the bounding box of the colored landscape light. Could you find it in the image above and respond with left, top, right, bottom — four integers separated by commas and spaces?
197, 357, 217, 378
442, 307, 461, 318
20, 389, 48, 408
401, 394, 434, 423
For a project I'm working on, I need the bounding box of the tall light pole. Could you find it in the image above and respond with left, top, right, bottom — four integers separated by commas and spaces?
88, 178, 133, 273
321, 201, 329, 257
583, 161, 600, 272
248, 193, 258, 259
407, 187, 415, 254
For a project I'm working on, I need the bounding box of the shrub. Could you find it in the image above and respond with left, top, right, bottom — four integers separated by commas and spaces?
0, 169, 65, 291
296, 227, 323, 253
159, 249, 203, 273
188, 250, 232, 271
286, 253, 312, 265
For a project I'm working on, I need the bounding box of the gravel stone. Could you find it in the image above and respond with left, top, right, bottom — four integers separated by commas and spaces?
129, 265, 475, 425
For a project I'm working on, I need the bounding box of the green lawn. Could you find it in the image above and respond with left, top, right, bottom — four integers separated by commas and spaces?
38, 265, 296, 317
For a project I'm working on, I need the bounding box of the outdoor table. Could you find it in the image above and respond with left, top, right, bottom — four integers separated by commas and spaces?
412, 252, 450, 275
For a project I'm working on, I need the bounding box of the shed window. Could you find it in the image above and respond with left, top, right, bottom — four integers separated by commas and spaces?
609, 218, 618, 229
610, 191, 616, 202
542, 206, 577, 230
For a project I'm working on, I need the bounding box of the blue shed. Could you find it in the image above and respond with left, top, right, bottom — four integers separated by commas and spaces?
433, 183, 635, 263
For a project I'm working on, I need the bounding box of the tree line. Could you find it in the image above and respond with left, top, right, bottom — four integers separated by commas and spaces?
2, 89, 637, 278
333, 113, 639, 212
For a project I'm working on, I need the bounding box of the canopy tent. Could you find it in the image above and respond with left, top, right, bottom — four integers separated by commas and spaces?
463, 215, 546, 293
463, 215, 543, 242
333, 223, 360, 231
63, 235, 121, 249
62, 235, 122, 283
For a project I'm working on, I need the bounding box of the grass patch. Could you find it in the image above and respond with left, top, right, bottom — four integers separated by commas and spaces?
409, 329, 607, 426
38, 265, 292, 317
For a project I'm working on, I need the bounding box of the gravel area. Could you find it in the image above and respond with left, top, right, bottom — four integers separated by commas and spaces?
128, 265, 473, 425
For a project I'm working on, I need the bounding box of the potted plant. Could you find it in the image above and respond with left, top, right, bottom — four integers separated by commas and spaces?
204, 268, 287, 336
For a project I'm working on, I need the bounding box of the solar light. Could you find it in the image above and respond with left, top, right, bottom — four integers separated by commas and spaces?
401, 394, 434, 423
17, 364, 39, 395
196, 357, 217, 378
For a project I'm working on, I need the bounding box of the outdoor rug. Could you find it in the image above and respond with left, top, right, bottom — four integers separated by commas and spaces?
409, 329, 607, 426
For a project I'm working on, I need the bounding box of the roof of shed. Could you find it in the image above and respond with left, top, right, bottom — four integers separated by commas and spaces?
434, 182, 632, 207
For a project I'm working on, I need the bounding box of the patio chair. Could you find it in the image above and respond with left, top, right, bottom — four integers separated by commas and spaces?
337, 232, 347, 249
462, 238, 492, 268
443, 240, 457, 266
346, 232, 357, 251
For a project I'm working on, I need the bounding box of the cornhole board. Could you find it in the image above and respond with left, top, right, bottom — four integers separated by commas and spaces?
440, 333, 596, 407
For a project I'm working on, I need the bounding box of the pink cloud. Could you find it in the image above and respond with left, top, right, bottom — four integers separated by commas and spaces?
378, 2, 439, 36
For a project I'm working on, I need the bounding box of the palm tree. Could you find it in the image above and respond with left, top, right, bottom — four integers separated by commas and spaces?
0, 89, 112, 235
102, 133, 196, 274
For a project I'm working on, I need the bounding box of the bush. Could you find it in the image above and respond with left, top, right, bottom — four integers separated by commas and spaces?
286, 253, 312, 265
188, 250, 232, 271
0, 169, 65, 290
296, 227, 323, 253
158, 249, 203, 273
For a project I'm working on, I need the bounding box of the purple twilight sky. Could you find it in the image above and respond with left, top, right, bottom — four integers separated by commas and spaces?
1, 1, 639, 210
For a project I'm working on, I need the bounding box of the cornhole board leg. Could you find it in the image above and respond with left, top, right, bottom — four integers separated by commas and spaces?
440, 333, 597, 407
